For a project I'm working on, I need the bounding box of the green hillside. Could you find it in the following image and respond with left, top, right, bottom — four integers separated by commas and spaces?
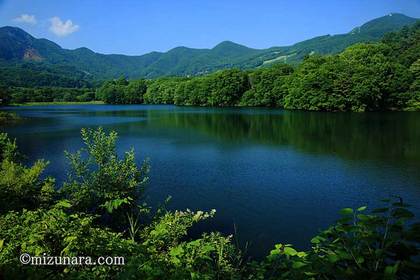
0, 13, 417, 87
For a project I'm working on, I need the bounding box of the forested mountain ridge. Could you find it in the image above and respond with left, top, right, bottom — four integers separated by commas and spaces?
0, 13, 417, 86
94, 21, 420, 112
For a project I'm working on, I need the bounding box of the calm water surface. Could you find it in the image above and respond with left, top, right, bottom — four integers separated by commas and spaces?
2, 105, 420, 258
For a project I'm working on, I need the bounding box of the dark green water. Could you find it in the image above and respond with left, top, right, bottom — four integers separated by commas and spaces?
2, 104, 420, 258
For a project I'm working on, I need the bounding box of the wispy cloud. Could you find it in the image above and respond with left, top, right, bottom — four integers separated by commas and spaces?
13, 14, 37, 25
49, 16, 79, 37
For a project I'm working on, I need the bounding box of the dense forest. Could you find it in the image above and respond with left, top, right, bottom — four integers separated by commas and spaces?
2, 87, 95, 104
1, 21, 419, 111
94, 22, 420, 112
0, 128, 419, 279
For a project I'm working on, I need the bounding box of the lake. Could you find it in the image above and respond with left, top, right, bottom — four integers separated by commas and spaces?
2, 104, 420, 258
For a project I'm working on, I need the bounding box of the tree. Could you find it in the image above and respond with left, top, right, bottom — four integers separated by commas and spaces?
124, 79, 147, 104
96, 81, 124, 104
144, 78, 181, 104
240, 64, 293, 107
207, 69, 250, 106
284, 43, 412, 111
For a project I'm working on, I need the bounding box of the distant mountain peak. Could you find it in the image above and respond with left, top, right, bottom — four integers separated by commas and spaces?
0, 26, 34, 41
356, 13, 417, 36
213, 41, 249, 50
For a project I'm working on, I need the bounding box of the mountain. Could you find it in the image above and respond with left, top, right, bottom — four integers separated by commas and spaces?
0, 13, 418, 85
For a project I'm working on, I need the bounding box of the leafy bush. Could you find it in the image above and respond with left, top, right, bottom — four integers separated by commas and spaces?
0, 133, 54, 214
255, 198, 420, 279
62, 127, 149, 228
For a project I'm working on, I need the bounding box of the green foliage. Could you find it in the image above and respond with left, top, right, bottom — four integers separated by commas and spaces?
0, 111, 20, 125
382, 22, 420, 67
207, 69, 250, 106
173, 76, 209, 106
95, 80, 125, 104
149, 232, 238, 279
7, 86, 96, 104
0, 63, 93, 88
144, 78, 183, 104
172, 69, 250, 107
103, 69, 251, 107
124, 79, 147, 104
283, 43, 412, 111
0, 133, 54, 214
254, 198, 420, 279
122, 209, 240, 279
240, 64, 293, 107
62, 127, 149, 224
0, 201, 138, 279
0, 159, 55, 214
96, 78, 147, 104
0, 133, 19, 162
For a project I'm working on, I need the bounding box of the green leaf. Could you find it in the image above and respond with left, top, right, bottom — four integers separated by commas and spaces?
297, 252, 307, 258
310, 237, 321, 244
170, 246, 184, 257
384, 264, 398, 275
274, 243, 283, 249
357, 206, 367, 212
337, 250, 351, 260
102, 198, 131, 213
356, 256, 364, 264
56, 200, 72, 208
339, 208, 354, 215
327, 253, 339, 263
283, 246, 298, 256
292, 261, 306, 269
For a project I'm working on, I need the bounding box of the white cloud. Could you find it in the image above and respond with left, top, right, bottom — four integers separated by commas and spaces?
13, 14, 37, 25
49, 16, 79, 37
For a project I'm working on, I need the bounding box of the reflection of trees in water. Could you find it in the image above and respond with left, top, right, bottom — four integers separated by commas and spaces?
150, 110, 420, 163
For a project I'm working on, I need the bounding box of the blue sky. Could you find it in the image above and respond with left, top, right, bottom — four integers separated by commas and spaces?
0, 0, 419, 55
